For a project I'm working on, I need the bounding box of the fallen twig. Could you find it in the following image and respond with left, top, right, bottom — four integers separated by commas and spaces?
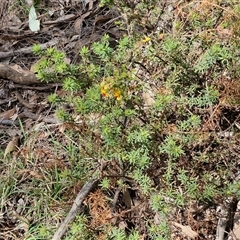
52, 178, 99, 240
0, 38, 58, 60
9, 83, 61, 90
22, 109, 61, 124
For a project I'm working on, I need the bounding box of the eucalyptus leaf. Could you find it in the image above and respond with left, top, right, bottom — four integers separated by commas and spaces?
29, 5, 40, 32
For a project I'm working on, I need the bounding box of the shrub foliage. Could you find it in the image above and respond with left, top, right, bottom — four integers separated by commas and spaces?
33, 0, 240, 238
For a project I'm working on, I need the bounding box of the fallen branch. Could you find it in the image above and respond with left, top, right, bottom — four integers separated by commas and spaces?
0, 63, 40, 85
0, 38, 58, 60
9, 83, 61, 90
22, 109, 61, 124
52, 178, 99, 240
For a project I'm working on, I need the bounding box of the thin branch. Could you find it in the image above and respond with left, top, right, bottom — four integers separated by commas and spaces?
52, 178, 99, 240
0, 38, 58, 60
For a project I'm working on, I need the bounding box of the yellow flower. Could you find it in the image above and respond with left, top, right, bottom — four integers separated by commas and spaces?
113, 89, 122, 101
100, 77, 122, 100
101, 89, 110, 98
101, 83, 111, 98
141, 36, 151, 43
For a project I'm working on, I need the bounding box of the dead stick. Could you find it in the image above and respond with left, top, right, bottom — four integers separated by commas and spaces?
22, 109, 61, 124
9, 83, 61, 90
52, 178, 99, 240
0, 38, 58, 60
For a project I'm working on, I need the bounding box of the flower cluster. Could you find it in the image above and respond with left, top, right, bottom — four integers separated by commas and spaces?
100, 77, 122, 101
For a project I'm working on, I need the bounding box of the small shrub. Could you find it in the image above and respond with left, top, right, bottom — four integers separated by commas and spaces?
32, 0, 240, 238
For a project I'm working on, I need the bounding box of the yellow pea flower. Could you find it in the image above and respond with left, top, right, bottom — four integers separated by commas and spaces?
141, 36, 151, 43
101, 83, 111, 98
113, 89, 122, 101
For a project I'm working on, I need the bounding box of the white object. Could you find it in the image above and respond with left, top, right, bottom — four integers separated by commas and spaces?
29, 5, 40, 32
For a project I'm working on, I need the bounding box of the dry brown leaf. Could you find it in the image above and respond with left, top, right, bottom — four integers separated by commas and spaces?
4, 136, 19, 158
0, 107, 16, 120
83, 0, 95, 11
94, 15, 111, 25
106, 27, 122, 39
73, 12, 91, 34
172, 222, 198, 239
29, 170, 43, 179
59, 123, 67, 133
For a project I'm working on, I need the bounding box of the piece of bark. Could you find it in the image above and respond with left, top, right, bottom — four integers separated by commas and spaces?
52, 178, 99, 240
0, 119, 18, 126
0, 63, 40, 85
